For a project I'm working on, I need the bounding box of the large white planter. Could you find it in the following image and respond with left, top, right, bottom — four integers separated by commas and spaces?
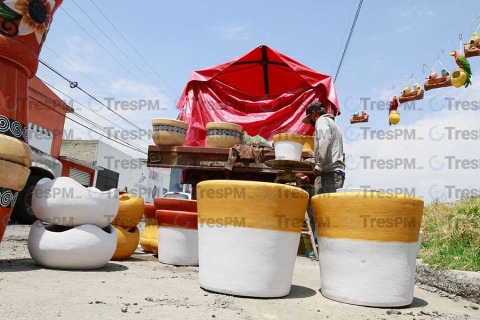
28, 221, 117, 270
196, 180, 309, 298
312, 192, 424, 307
272, 133, 305, 161
156, 209, 199, 266
32, 177, 119, 228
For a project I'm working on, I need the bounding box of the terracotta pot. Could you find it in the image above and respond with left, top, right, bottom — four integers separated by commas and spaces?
156, 209, 199, 266
205, 122, 243, 148
140, 203, 157, 253
196, 180, 309, 298
111, 193, 144, 230
273, 133, 305, 161
28, 220, 117, 270
152, 118, 188, 146
32, 177, 119, 228
312, 191, 424, 307
111, 225, 140, 261
154, 198, 197, 212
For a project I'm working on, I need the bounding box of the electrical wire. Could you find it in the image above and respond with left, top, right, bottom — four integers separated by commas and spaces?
29, 96, 147, 154
89, 0, 180, 98
331, 0, 358, 77
333, 0, 364, 83
59, 6, 170, 105
70, 0, 175, 105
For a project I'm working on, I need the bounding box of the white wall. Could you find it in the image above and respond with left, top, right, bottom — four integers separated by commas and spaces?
95, 141, 170, 203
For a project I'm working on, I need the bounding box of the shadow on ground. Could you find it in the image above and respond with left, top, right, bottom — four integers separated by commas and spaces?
0, 258, 129, 272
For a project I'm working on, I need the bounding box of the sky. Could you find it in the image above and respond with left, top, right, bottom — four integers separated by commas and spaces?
35, 0, 480, 204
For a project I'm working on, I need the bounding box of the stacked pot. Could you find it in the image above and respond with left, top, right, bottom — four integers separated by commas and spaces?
154, 198, 199, 266
110, 194, 144, 260
0, 0, 64, 244
140, 203, 158, 254
28, 177, 119, 270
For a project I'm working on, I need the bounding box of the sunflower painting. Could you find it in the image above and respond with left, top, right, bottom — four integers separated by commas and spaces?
0, 0, 56, 44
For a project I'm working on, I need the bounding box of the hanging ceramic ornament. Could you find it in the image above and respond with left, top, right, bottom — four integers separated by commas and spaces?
450, 50, 472, 88
389, 96, 400, 126
350, 110, 369, 124
423, 55, 453, 91
464, 31, 480, 58
399, 74, 424, 104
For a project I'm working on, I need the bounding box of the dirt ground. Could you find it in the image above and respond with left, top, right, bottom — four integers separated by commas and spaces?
1, 224, 479, 320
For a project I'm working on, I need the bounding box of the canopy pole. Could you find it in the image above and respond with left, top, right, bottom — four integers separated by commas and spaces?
261, 45, 269, 94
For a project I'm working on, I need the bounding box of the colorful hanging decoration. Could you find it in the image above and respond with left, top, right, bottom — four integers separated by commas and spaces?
350, 110, 369, 124
450, 50, 472, 88
388, 96, 400, 126
424, 60, 452, 91
399, 74, 424, 104
464, 32, 480, 58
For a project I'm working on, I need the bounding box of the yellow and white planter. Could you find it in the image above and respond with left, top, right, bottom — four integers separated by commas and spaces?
112, 194, 144, 230
111, 225, 140, 261
28, 220, 117, 270
206, 122, 243, 148
152, 118, 188, 146
312, 191, 424, 307
32, 177, 119, 228
140, 203, 157, 253
156, 209, 199, 266
302, 135, 314, 153
272, 133, 305, 161
196, 180, 309, 297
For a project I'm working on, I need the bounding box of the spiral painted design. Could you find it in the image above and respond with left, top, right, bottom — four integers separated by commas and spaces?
10, 121, 23, 137
10, 192, 18, 208
23, 126, 28, 143
0, 190, 13, 207
0, 115, 10, 133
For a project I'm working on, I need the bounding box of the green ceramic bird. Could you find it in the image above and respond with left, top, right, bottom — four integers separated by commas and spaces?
450, 51, 472, 87
441, 69, 449, 77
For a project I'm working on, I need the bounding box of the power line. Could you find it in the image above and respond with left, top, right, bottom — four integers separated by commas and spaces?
334, 0, 364, 83
39, 59, 153, 134
29, 96, 147, 154
38, 78, 151, 149
70, 0, 176, 104
59, 6, 170, 106
331, 1, 358, 77
89, 0, 180, 98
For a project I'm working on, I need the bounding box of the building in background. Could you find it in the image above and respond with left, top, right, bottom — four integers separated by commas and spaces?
60, 140, 170, 203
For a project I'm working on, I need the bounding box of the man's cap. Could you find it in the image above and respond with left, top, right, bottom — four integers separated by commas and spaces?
302, 102, 325, 124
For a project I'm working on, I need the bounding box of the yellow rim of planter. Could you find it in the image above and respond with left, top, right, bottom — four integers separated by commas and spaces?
312, 193, 423, 243
302, 135, 314, 152
206, 122, 243, 132
197, 180, 309, 233
0, 159, 30, 191
0, 135, 32, 167
152, 118, 189, 130
273, 133, 305, 144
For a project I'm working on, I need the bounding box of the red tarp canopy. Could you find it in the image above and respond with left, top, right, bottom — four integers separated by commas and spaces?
176, 45, 340, 147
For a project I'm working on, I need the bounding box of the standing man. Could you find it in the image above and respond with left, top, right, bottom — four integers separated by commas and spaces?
302, 101, 345, 194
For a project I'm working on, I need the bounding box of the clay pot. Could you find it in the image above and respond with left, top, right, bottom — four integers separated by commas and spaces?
205, 122, 243, 148
312, 191, 424, 307
111, 193, 144, 230
196, 180, 309, 298
140, 203, 158, 253
451, 68, 468, 88
111, 225, 140, 261
32, 177, 119, 228
152, 118, 188, 146
28, 220, 117, 270
156, 209, 199, 266
154, 198, 198, 212
0, 133, 32, 167
302, 135, 314, 152
273, 133, 305, 161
